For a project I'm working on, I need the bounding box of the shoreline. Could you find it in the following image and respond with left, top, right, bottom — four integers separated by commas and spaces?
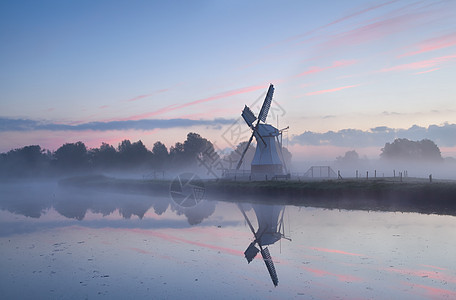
58, 175, 456, 216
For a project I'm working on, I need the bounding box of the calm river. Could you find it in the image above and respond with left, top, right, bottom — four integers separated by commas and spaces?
1, 181, 455, 299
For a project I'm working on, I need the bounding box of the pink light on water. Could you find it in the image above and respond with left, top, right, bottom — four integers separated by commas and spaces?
309, 246, 364, 257
300, 266, 363, 283
403, 282, 456, 299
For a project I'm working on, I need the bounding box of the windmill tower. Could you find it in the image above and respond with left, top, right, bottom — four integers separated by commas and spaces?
236, 84, 288, 179
237, 203, 290, 287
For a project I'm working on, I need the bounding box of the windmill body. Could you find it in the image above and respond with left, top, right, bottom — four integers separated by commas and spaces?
237, 84, 288, 179
251, 124, 283, 177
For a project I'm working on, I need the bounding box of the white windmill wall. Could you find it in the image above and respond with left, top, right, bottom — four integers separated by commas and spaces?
251, 124, 284, 178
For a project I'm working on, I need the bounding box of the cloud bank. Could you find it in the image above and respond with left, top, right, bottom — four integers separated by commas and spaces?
292, 123, 456, 147
0, 117, 234, 132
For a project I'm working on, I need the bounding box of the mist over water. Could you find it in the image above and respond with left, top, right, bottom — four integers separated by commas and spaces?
1, 179, 456, 299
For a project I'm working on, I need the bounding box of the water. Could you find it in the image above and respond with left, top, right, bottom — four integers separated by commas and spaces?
1, 181, 456, 299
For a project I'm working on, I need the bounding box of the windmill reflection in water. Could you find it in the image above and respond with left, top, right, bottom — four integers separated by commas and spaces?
238, 203, 290, 287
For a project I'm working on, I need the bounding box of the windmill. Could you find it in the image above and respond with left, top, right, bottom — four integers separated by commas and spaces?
236, 84, 288, 179
237, 203, 290, 287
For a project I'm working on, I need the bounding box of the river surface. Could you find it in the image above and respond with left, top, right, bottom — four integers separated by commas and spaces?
1, 181, 456, 299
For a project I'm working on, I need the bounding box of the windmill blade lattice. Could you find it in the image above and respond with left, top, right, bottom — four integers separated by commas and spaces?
241, 105, 257, 128
257, 84, 274, 123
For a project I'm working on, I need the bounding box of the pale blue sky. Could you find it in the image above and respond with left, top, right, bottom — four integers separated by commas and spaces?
1, 0, 455, 158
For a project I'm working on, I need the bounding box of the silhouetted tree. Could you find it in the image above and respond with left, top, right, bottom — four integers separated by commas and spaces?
169, 133, 214, 168
151, 141, 169, 170
53, 142, 88, 171
225, 141, 256, 170
183, 132, 214, 163
336, 150, 360, 164
89, 142, 118, 169
117, 139, 151, 168
169, 142, 185, 166
0, 145, 50, 176
380, 138, 442, 162
1, 132, 265, 176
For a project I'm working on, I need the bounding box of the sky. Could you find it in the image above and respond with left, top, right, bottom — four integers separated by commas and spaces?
1, 0, 456, 160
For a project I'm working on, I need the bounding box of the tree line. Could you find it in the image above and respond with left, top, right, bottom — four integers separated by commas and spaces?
1, 135, 442, 178
336, 138, 443, 165
0, 132, 216, 178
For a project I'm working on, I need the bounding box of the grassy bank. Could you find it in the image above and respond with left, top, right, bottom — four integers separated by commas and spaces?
59, 175, 456, 216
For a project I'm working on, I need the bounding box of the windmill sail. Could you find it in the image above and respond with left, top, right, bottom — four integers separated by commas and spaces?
244, 242, 260, 263
261, 247, 278, 286
258, 84, 274, 123
241, 105, 257, 128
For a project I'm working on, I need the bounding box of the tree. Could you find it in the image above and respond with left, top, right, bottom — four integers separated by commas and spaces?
336, 150, 360, 164
117, 139, 151, 168
225, 141, 256, 170
169, 142, 185, 166
151, 141, 169, 169
0, 145, 50, 176
89, 142, 117, 169
170, 133, 213, 168
53, 142, 88, 171
183, 132, 211, 160
380, 138, 442, 162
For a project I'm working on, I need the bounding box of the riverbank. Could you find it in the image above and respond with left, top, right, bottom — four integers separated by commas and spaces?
59, 175, 456, 216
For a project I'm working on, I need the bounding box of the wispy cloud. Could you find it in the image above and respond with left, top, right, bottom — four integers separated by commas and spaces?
306, 84, 360, 96
265, 0, 399, 48
0, 117, 234, 132
117, 84, 268, 122
126, 88, 170, 102
414, 67, 439, 75
381, 54, 456, 72
398, 32, 456, 58
318, 0, 446, 53
297, 60, 357, 77
321, 11, 422, 50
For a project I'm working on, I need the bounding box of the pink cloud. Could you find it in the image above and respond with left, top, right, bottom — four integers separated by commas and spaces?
265, 0, 398, 48
398, 32, 456, 58
381, 54, 456, 72
414, 68, 440, 75
116, 84, 268, 122
309, 246, 364, 257
178, 110, 233, 120
321, 6, 432, 51
306, 84, 360, 96
318, 0, 399, 32
99, 105, 109, 109
297, 60, 357, 77
127, 88, 170, 102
